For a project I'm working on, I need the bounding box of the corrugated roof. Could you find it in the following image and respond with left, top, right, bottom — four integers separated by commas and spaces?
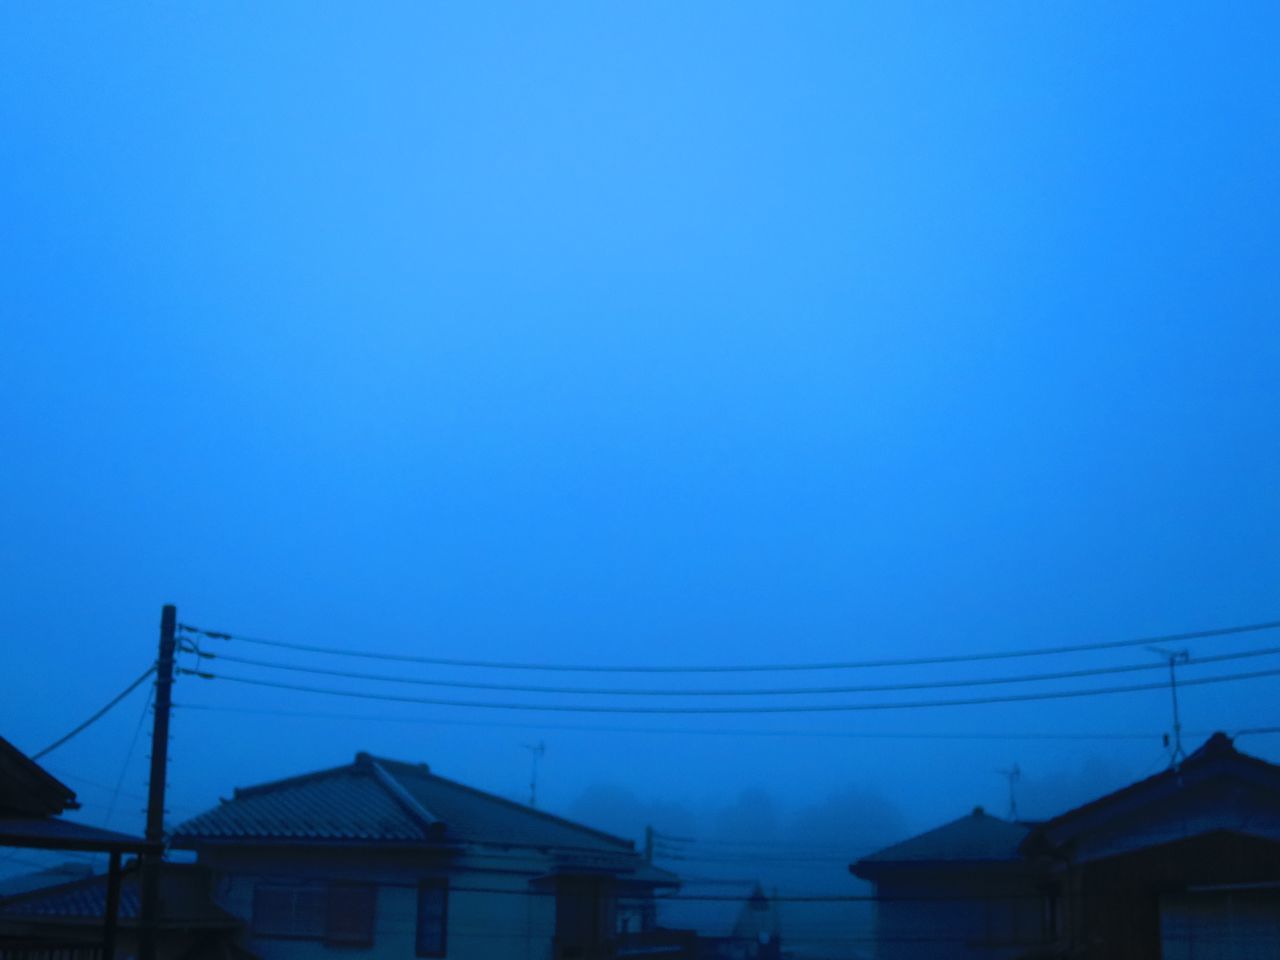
175, 763, 429, 843
173, 753, 645, 859
0, 817, 153, 853
0, 864, 236, 926
851, 807, 1032, 875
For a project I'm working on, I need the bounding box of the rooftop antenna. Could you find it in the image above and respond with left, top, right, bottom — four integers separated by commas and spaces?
523, 741, 546, 807
1149, 646, 1190, 767
997, 763, 1022, 820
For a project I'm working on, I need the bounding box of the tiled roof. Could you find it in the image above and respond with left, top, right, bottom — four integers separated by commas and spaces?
0, 864, 236, 926
0, 863, 93, 898
1024, 731, 1280, 855
0, 817, 152, 853
173, 753, 643, 860
175, 764, 428, 843
851, 807, 1032, 876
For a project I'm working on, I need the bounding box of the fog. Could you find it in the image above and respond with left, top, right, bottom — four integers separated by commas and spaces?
3, 6, 1279, 955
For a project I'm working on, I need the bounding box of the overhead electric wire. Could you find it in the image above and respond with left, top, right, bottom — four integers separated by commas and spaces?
653, 833, 849, 852
104, 684, 154, 828
198, 869, 1210, 905
185, 644, 1280, 697
174, 702, 1178, 741
176, 617, 1280, 673
177, 663, 1280, 714
32, 665, 157, 760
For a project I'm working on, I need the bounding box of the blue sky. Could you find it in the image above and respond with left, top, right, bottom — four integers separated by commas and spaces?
2, 2, 1279, 876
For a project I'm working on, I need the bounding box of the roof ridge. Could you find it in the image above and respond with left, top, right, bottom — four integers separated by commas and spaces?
367, 758, 440, 832
374, 757, 636, 851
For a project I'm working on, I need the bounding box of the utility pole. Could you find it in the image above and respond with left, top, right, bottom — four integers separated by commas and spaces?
138, 604, 177, 960
1149, 646, 1190, 767
644, 825, 654, 863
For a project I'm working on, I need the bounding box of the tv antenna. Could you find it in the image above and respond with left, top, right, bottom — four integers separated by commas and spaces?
1149, 646, 1190, 766
523, 741, 546, 807
997, 763, 1022, 820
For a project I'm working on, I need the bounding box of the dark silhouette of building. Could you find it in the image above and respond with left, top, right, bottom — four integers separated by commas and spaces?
852, 732, 1280, 959
171, 751, 679, 960
0, 736, 157, 960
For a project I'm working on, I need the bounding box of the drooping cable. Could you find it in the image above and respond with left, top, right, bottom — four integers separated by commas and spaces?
33, 665, 157, 760
176, 617, 1280, 673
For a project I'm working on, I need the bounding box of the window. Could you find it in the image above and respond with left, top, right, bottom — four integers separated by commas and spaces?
326, 884, 376, 946
416, 880, 448, 958
252, 882, 376, 946
253, 884, 326, 939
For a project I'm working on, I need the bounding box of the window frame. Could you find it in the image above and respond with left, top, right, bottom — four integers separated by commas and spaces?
251, 882, 328, 941
324, 882, 377, 948
415, 878, 449, 958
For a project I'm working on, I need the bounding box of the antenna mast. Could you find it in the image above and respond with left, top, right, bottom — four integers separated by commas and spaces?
998, 763, 1021, 820
523, 741, 546, 807
1149, 646, 1190, 766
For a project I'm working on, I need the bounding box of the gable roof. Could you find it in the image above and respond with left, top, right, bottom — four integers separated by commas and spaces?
850, 807, 1033, 878
172, 752, 640, 858
1023, 732, 1280, 858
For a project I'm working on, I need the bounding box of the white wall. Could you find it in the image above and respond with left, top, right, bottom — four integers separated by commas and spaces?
199, 845, 561, 960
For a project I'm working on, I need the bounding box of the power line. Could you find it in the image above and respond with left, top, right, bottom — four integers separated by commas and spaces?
654, 834, 854, 852
176, 617, 1280, 674
42, 768, 149, 803
657, 855, 857, 866
105, 684, 155, 829
174, 702, 1176, 741
176, 664, 1280, 715
32, 665, 157, 760
1235, 726, 1280, 737
185, 644, 1280, 697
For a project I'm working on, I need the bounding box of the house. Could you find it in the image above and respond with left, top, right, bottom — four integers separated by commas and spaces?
850, 732, 1280, 960
1022, 731, 1280, 959
170, 752, 679, 960
0, 862, 247, 960
0, 736, 157, 960
850, 807, 1042, 960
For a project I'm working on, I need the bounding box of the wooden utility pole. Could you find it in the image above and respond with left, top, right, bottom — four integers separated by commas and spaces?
138, 604, 177, 960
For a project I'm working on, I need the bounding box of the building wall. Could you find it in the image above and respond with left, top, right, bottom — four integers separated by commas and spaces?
197, 845, 559, 960
870, 871, 1042, 960
1160, 891, 1280, 960
1059, 832, 1280, 960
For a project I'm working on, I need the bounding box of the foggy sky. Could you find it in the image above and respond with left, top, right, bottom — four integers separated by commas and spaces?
2, 1, 1278, 907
